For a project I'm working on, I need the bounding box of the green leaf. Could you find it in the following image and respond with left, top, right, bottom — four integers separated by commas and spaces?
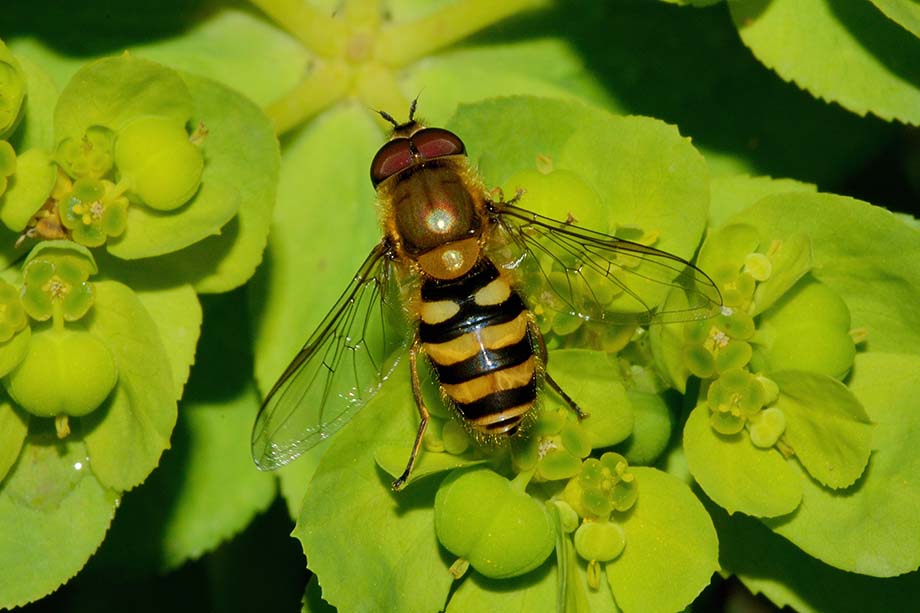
605, 467, 719, 613
101, 381, 275, 571
53, 54, 193, 142
252, 104, 381, 394
8, 54, 58, 151
277, 438, 334, 519
119, 71, 280, 292
750, 234, 813, 316
684, 403, 802, 517
51, 54, 243, 259
0, 436, 118, 608
150, 291, 275, 569
0, 398, 28, 482
561, 116, 709, 264
451, 97, 710, 265
725, 192, 920, 354
448, 96, 607, 186
870, 0, 920, 38
81, 281, 177, 491
613, 392, 672, 466
446, 561, 556, 612
714, 501, 920, 613
76, 290, 273, 576
375, 444, 483, 485
105, 73, 251, 259
709, 174, 816, 231
131, 283, 201, 400
0, 146, 56, 232
730, 0, 920, 125
545, 349, 634, 449
772, 371, 873, 489
294, 362, 451, 613
0, 40, 26, 139
755, 278, 857, 380
303, 574, 336, 613
7, 5, 308, 110
132, 7, 310, 109
765, 353, 920, 577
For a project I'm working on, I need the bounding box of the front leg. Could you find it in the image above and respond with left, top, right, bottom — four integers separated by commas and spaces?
392, 335, 430, 491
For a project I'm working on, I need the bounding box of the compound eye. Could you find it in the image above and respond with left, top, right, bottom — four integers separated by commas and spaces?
370, 138, 413, 186
412, 128, 465, 161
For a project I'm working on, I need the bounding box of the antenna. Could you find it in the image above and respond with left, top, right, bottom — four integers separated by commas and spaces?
376, 95, 421, 131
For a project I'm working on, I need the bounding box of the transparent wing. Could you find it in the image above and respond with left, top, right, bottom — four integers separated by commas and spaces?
252, 241, 410, 470
489, 202, 722, 325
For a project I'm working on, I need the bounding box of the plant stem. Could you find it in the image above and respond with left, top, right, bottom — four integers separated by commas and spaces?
248, 0, 348, 57
265, 61, 352, 134
378, 0, 549, 67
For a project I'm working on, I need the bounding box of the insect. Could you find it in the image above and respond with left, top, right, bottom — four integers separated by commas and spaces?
252, 102, 722, 490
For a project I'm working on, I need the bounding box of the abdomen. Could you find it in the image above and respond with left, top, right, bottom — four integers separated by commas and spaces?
418, 258, 537, 438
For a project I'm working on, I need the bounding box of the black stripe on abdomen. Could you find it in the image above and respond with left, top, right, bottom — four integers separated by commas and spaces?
454, 375, 537, 420
433, 336, 532, 384
419, 293, 525, 343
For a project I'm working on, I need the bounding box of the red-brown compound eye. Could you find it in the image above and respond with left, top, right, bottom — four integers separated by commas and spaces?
412, 128, 466, 161
370, 138, 413, 186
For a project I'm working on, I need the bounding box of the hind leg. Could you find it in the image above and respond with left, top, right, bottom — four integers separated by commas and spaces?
528, 318, 587, 420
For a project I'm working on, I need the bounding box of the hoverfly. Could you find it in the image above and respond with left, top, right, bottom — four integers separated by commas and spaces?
252, 101, 721, 490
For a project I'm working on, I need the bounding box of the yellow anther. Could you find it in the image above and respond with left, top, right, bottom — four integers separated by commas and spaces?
42, 275, 70, 300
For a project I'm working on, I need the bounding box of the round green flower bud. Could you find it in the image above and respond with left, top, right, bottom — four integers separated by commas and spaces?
563, 476, 588, 518
422, 418, 446, 453
756, 375, 779, 405
756, 280, 855, 379
574, 520, 625, 563
55, 126, 115, 180
442, 419, 471, 455
5, 328, 117, 417
552, 499, 579, 533
748, 406, 786, 449
434, 468, 555, 579
115, 115, 203, 211
743, 252, 772, 281
616, 391, 672, 465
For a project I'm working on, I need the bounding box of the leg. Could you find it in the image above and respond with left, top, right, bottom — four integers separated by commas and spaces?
530, 320, 588, 420
392, 336, 430, 490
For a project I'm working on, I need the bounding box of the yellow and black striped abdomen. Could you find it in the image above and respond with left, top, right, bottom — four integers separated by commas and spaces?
419, 258, 537, 437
